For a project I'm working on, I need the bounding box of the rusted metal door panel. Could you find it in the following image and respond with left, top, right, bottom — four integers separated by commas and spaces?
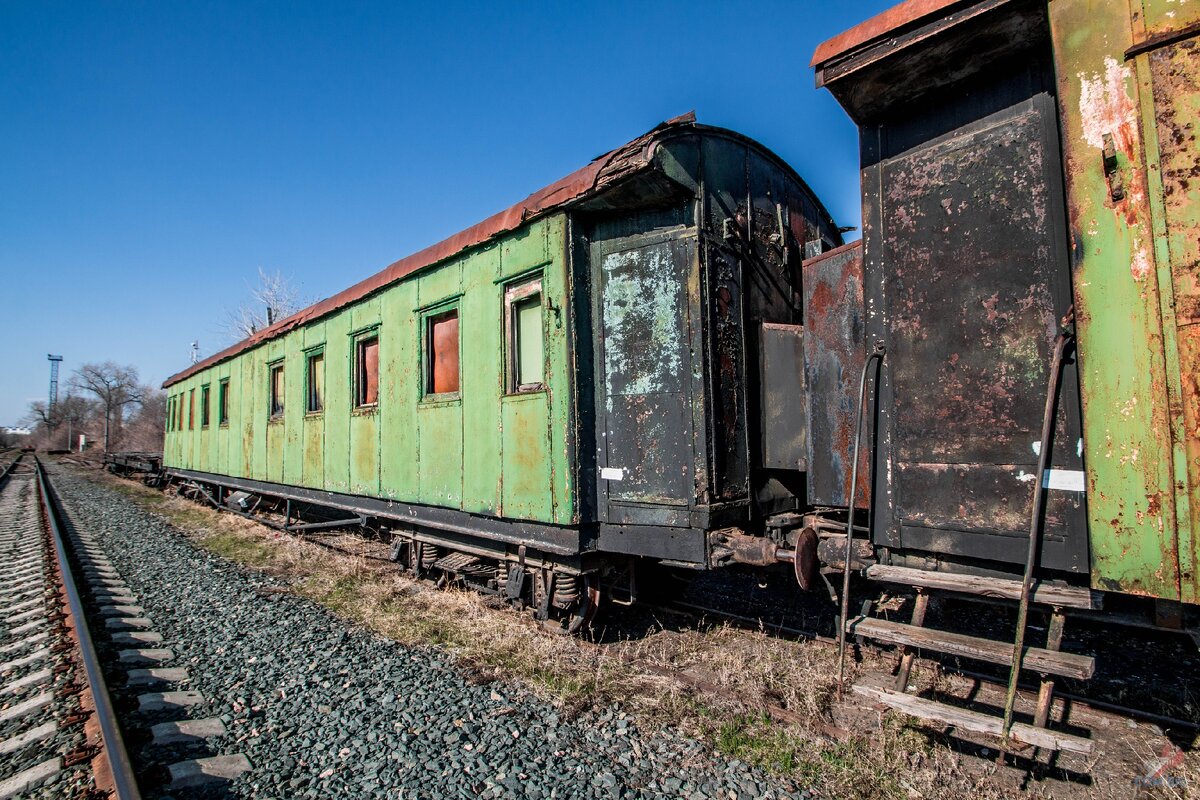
707, 243, 749, 501
802, 242, 871, 507
594, 232, 695, 527
864, 68, 1088, 572
759, 323, 807, 471
1049, 0, 1183, 599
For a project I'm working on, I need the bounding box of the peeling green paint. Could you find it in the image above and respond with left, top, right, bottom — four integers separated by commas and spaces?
1050, 0, 1199, 600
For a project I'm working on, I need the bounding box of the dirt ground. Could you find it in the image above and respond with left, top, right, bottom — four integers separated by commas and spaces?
79, 462, 1200, 799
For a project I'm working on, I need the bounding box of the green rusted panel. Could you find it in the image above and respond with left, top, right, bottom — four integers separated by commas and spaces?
265, 340, 285, 485
349, 297, 381, 496
542, 217, 574, 525
418, 400, 463, 507
282, 333, 303, 487
416, 257, 464, 509
1139, 0, 1200, 35
323, 310, 351, 494
197, 382, 209, 472
500, 217, 550, 280
418, 256, 462, 308
301, 322, 325, 489
227, 358, 244, 478
1049, 1, 1181, 599
501, 394, 551, 519
1135, 0, 1200, 601
379, 282, 418, 498
461, 247, 502, 515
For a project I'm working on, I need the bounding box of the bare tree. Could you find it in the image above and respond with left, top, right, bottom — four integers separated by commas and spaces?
25, 394, 95, 451
69, 362, 144, 454
222, 268, 308, 342
123, 387, 167, 452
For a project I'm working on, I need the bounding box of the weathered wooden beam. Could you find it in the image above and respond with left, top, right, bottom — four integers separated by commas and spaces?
847, 616, 1095, 680
853, 683, 1095, 755
865, 565, 1103, 610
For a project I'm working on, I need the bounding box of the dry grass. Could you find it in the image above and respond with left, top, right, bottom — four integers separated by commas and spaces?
81, 469, 1156, 800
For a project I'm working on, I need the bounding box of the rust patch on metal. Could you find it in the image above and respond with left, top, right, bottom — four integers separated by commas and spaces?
802, 242, 870, 507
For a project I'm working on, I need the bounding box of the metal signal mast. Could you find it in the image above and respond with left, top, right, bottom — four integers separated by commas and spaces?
47, 354, 63, 414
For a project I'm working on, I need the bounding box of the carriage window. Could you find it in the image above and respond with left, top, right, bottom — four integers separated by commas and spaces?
200, 385, 210, 428
307, 351, 325, 413
269, 363, 285, 418
506, 279, 544, 393
425, 310, 459, 396
355, 337, 379, 407
188, 389, 195, 429
167, 397, 174, 431
178, 394, 185, 430
218, 379, 229, 425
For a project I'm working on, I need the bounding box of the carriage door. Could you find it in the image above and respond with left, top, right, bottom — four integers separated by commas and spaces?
592, 229, 696, 529
865, 60, 1089, 573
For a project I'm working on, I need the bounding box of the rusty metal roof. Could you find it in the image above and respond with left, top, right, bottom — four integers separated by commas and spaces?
163, 113, 697, 388
810, 0, 965, 67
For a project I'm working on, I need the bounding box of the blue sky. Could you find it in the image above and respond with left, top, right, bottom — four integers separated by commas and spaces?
0, 1, 894, 426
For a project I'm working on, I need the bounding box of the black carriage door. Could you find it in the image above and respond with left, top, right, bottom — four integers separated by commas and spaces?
592, 230, 696, 528
864, 61, 1089, 573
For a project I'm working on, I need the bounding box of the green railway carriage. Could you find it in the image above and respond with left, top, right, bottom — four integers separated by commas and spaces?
162, 115, 842, 627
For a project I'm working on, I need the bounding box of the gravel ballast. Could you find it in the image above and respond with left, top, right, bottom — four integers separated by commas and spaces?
49, 465, 809, 799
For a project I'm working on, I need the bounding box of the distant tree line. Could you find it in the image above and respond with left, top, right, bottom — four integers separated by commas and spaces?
24, 361, 165, 455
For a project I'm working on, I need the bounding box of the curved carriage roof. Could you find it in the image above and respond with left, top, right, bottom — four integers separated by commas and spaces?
164, 112, 830, 388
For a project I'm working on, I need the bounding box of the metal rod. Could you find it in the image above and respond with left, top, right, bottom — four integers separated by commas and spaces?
36, 458, 142, 800
837, 342, 885, 690
286, 516, 366, 533
1001, 315, 1073, 738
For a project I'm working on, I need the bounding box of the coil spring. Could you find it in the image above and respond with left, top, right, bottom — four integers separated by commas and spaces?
552, 573, 580, 609
421, 544, 440, 571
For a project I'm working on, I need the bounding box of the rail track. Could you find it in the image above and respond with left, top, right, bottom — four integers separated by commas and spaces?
1, 456, 251, 799
0, 452, 133, 798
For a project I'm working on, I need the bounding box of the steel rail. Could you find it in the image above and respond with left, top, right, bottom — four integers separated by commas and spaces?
35, 457, 142, 800
0, 450, 23, 482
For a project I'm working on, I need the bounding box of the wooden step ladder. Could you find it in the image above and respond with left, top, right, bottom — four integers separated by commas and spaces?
846, 564, 1101, 756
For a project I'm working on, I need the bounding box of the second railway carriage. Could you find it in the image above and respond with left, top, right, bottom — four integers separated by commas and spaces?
807, 0, 1200, 751
161, 114, 842, 629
